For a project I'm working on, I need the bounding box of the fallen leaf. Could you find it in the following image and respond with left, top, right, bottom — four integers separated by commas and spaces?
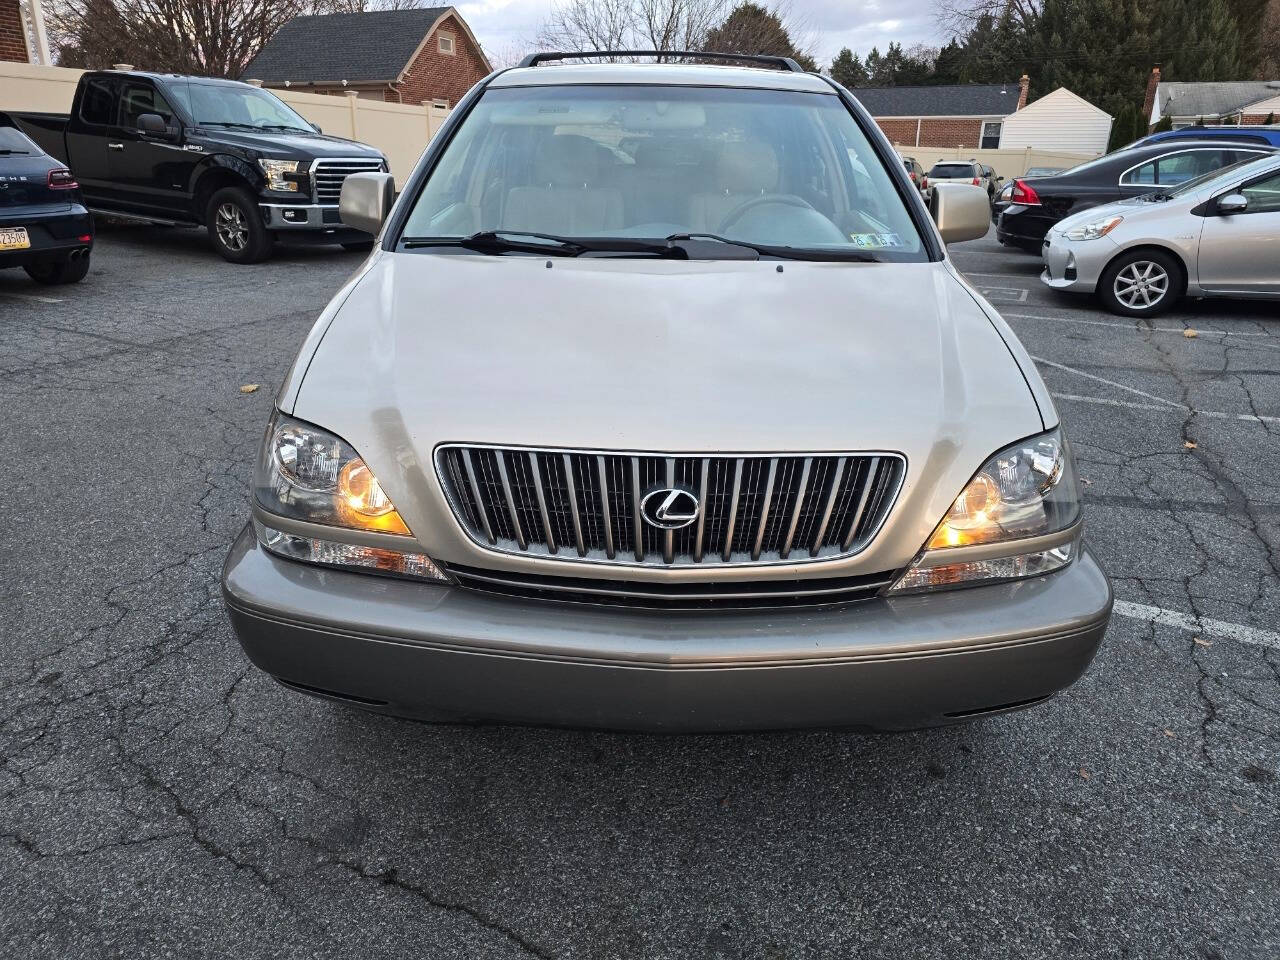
239, 384, 259, 394
1193, 635, 1213, 647
1183, 328, 1198, 338
1232, 803, 1246, 814
1184, 440, 1197, 449
1080, 477, 1092, 486
1078, 767, 1091, 780
1164, 728, 1176, 738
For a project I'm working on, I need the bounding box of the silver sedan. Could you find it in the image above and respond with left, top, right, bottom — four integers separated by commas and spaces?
1041, 153, 1280, 316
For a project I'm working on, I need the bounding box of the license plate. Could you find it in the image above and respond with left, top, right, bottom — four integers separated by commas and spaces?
0, 227, 30, 251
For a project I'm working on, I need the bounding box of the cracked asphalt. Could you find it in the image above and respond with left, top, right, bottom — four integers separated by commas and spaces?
2, 222, 1277, 959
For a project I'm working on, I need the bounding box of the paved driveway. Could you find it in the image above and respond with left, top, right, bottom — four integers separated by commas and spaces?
2, 223, 1277, 959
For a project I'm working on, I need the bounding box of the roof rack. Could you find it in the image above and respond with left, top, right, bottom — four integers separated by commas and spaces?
517, 50, 806, 73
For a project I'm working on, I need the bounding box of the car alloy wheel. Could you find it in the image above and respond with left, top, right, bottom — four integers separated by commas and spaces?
215, 202, 249, 253
1112, 260, 1170, 310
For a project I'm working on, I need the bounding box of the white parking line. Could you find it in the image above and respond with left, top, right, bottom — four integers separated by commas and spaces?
1113, 600, 1280, 651
978, 286, 1029, 302
0, 292, 64, 304
1032, 356, 1185, 408
1006, 310, 1275, 339
1053, 392, 1280, 425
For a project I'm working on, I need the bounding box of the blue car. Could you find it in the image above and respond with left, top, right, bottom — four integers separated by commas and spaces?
1136, 125, 1280, 148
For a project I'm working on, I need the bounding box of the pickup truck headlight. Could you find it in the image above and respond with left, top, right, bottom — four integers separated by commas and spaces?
253, 412, 446, 581
1063, 215, 1123, 241
889, 429, 1080, 593
257, 158, 302, 192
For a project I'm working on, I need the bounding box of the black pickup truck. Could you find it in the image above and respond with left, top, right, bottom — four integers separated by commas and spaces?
2, 70, 387, 263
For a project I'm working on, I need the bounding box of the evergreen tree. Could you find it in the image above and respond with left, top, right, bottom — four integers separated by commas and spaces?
702, 2, 816, 70
829, 47, 868, 87
864, 46, 885, 84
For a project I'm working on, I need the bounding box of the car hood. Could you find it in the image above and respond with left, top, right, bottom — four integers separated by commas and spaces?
1051, 193, 1195, 235
194, 128, 384, 160
288, 254, 1046, 572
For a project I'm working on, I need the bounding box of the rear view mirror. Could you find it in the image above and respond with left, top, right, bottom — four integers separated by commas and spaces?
340, 171, 395, 235
137, 112, 178, 141
1217, 193, 1248, 214
929, 183, 991, 244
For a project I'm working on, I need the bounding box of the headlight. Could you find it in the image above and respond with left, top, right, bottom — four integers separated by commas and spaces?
257, 158, 302, 192
1063, 215, 1123, 241
256, 411, 410, 534
890, 429, 1080, 593
253, 412, 446, 581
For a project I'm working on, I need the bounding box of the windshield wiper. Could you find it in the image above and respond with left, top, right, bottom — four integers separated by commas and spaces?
404, 231, 587, 255
403, 231, 683, 258
197, 121, 262, 131
665, 232, 880, 262
0, 149, 31, 155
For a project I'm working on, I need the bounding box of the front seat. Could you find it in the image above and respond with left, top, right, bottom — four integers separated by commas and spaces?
504, 135, 625, 236
689, 140, 781, 233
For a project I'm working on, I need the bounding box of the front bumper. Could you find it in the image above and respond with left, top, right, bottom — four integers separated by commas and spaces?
258, 202, 371, 243
221, 525, 1113, 732
1041, 233, 1111, 292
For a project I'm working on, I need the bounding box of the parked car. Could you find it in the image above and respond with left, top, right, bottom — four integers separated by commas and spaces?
1042, 153, 1280, 315
925, 160, 1000, 201
221, 51, 1111, 733
0, 124, 93, 284
1135, 125, 1280, 149
995, 139, 1275, 251
2, 70, 386, 263
900, 154, 927, 195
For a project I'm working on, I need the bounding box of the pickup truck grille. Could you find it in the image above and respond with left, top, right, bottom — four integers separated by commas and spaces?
436, 446, 905, 568
311, 158, 384, 205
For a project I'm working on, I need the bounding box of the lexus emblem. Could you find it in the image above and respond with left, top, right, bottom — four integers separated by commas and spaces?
640, 486, 700, 530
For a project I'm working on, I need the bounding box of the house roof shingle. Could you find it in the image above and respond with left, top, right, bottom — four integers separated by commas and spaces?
242, 7, 452, 85
1157, 80, 1280, 118
850, 83, 1022, 118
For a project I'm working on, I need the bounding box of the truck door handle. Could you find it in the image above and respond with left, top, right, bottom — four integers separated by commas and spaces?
108, 142, 124, 151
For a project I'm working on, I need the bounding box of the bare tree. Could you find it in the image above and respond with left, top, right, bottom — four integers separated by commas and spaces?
1261, 0, 1280, 76
937, 0, 1041, 35
536, 0, 738, 56
46, 0, 386, 74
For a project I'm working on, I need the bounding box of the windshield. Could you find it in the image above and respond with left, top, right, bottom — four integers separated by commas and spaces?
168, 82, 312, 132
399, 85, 926, 261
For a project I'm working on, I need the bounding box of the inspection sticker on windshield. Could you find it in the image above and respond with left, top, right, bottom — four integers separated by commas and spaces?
848, 232, 903, 248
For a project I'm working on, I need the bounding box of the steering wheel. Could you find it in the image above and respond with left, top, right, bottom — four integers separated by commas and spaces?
716, 194, 815, 234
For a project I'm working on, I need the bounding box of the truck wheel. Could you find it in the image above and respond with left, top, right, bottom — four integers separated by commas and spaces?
25, 254, 91, 285
208, 186, 271, 264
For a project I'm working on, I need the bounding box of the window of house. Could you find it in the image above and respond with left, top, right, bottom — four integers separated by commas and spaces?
981, 121, 1002, 149
438, 32, 455, 55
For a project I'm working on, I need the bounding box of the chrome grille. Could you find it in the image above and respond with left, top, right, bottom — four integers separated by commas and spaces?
311, 158, 384, 204
436, 446, 906, 568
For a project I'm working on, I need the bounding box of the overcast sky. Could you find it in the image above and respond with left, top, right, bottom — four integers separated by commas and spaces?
454, 0, 944, 72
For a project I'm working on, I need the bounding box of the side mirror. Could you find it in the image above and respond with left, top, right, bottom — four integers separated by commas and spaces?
996, 175, 1005, 182
340, 171, 395, 235
137, 112, 177, 141
1217, 193, 1248, 214
929, 183, 991, 244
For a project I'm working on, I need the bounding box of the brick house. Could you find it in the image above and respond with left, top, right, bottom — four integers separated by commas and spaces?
1, 0, 52, 64
243, 6, 491, 107
852, 77, 1030, 149
1143, 67, 1280, 128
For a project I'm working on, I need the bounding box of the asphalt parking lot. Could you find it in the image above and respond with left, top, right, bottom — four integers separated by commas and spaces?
2, 221, 1277, 959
